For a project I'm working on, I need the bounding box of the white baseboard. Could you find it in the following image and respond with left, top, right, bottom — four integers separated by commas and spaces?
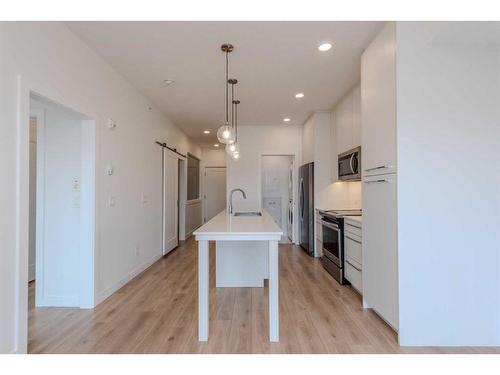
186, 223, 202, 239
37, 294, 80, 307
95, 253, 162, 305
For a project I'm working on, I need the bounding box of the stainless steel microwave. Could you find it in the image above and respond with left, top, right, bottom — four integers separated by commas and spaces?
338, 146, 361, 181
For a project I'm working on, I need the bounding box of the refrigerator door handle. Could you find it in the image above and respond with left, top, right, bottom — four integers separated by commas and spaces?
299, 178, 304, 221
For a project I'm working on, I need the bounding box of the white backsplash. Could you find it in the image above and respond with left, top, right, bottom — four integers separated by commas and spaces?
316, 180, 361, 211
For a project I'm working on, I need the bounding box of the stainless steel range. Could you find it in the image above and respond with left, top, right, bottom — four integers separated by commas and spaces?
318, 209, 362, 284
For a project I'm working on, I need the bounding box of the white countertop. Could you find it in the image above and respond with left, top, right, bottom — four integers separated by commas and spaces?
194, 210, 283, 240
344, 215, 362, 224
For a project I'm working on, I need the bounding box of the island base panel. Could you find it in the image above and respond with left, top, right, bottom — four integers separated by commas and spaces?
198, 240, 209, 341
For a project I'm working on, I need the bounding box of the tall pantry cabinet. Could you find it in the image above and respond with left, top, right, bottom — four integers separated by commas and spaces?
361, 22, 399, 331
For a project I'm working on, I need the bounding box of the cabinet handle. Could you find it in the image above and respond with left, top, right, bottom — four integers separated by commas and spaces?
346, 259, 362, 272
345, 222, 361, 229
345, 234, 362, 244
363, 179, 389, 184
364, 165, 390, 172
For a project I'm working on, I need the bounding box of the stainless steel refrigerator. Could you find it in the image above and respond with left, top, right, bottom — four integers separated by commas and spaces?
299, 162, 314, 256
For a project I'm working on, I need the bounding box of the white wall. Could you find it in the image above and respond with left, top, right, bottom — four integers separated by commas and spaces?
0, 22, 201, 353
201, 147, 227, 168
227, 125, 302, 243
396, 22, 500, 346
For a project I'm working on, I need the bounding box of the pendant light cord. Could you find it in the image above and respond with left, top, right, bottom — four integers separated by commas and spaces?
235, 101, 238, 142
231, 82, 235, 130
225, 50, 229, 124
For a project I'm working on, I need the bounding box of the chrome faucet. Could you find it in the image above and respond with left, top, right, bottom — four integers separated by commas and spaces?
229, 188, 247, 215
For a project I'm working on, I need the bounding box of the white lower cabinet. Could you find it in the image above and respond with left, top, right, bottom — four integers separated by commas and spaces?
345, 235, 362, 266
362, 173, 398, 330
345, 257, 362, 294
344, 219, 363, 294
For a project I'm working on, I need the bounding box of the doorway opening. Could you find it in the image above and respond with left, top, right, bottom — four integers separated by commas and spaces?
28, 93, 96, 313
261, 155, 295, 243
204, 167, 227, 222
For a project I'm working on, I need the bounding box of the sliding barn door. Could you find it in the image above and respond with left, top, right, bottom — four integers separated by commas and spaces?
163, 149, 179, 255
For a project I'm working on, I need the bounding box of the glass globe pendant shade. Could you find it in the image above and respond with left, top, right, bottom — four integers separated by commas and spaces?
217, 124, 235, 145
225, 142, 239, 155
231, 150, 240, 161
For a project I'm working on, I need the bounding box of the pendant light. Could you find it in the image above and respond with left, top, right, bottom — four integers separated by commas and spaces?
230, 99, 241, 161
217, 44, 236, 145
226, 78, 239, 156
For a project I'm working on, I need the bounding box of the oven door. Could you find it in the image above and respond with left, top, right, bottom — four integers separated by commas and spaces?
321, 220, 342, 267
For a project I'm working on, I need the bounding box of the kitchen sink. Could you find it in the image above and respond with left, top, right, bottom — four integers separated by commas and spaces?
234, 211, 262, 217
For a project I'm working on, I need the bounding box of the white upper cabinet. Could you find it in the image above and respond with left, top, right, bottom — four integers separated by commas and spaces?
351, 85, 361, 151
335, 84, 361, 155
361, 22, 397, 176
329, 112, 338, 182
336, 93, 353, 154
330, 84, 361, 183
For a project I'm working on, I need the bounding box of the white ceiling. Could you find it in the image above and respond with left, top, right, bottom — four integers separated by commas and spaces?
66, 21, 383, 145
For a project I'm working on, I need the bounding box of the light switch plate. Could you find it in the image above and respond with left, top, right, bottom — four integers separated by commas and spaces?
108, 118, 116, 129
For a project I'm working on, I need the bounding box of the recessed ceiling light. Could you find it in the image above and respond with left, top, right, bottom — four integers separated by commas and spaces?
318, 42, 332, 52
283, 118, 291, 122
295, 93, 305, 99
164, 79, 175, 85
203, 130, 211, 134
214, 144, 220, 147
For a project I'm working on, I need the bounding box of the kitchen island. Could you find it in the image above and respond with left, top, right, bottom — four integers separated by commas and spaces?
193, 210, 283, 342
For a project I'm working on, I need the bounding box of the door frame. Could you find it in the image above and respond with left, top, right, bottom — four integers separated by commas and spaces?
162, 147, 185, 254
15, 75, 98, 353
30, 95, 96, 309
178, 157, 187, 241
203, 166, 227, 223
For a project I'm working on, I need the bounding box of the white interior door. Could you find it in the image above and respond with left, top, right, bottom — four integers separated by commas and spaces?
204, 167, 226, 222
163, 150, 179, 254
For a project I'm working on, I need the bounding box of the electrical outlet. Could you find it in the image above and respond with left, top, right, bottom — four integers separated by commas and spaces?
141, 192, 148, 205
135, 245, 140, 257
108, 196, 116, 207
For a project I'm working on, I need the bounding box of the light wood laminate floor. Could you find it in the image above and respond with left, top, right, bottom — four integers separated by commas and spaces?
28, 238, 500, 354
